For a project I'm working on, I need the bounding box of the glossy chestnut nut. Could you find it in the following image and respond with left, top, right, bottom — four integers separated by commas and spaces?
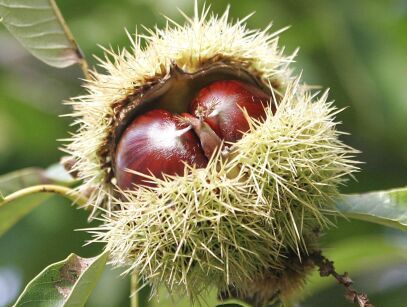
115, 109, 208, 189
190, 80, 271, 143
114, 80, 272, 190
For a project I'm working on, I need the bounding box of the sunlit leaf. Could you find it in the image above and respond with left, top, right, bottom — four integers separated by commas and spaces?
336, 187, 407, 230
0, 0, 86, 70
14, 252, 108, 307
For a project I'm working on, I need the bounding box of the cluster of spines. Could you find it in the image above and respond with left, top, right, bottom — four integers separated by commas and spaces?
88, 79, 359, 300
65, 5, 294, 216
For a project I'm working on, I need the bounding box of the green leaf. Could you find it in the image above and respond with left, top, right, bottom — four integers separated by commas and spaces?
336, 187, 407, 230
0, 0, 87, 71
14, 252, 108, 307
0, 163, 75, 195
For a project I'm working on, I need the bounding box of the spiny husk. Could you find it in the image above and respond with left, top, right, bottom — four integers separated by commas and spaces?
88, 79, 359, 302
65, 2, 359, 304
65, 5, 294, 216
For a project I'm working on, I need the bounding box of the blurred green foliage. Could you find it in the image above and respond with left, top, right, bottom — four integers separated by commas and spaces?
0, 0, 406, 306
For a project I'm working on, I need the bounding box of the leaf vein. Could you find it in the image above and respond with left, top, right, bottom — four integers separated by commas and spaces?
4, 15, 57, 28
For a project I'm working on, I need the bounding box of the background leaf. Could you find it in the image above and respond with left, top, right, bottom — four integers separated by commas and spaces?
14, 252, 108, 307
0, 163, 75, 195
336, 187, 407, 231
0, 167, 49, 195
0, 0, 85, 69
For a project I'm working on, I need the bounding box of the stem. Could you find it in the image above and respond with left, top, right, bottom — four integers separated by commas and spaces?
0, 184, 88, 208
49, 0, 90, 80
183, 114, 223, 160
78, 58, 91, 80
311, 251, 374, 307
130, 272, 139, 307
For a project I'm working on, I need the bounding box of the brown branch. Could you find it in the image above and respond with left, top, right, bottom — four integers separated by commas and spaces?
311, 251, 374, 307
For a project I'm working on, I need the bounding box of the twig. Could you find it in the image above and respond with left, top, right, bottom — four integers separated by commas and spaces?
311, 251, 374, 307
130, 272, 139, 307
0, 184, 88, 208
